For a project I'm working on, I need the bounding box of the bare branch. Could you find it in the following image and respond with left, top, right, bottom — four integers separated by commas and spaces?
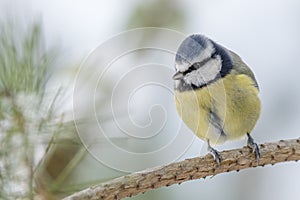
63, 138, 300, 200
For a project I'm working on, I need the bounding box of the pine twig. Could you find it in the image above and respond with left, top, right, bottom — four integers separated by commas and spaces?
63, 138, 300, 200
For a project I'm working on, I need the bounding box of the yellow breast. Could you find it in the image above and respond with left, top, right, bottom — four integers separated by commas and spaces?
175, 73, 261, 145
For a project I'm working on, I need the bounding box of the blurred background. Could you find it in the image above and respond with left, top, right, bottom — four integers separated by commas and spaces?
0, 0, 300, 199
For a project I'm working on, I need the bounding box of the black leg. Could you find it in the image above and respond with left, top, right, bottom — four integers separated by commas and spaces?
247, 133, 260, 161
207, 140, 221, 166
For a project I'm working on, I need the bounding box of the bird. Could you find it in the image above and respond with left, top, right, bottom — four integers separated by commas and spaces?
173, 34, 261, 165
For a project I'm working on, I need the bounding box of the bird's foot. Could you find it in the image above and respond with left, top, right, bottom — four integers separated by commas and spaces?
247, 133, 260, 161
207, 140, 221, 166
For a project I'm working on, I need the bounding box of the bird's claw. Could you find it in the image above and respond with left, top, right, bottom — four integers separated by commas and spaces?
207, 141, 221, 166
247, 133, 260, 161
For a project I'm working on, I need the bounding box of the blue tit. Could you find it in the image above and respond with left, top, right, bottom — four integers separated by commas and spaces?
173, 34, 261, 164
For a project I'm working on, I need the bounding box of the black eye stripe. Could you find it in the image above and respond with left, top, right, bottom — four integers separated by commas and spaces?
183, 65, 196, 75
183, 55, 214, 75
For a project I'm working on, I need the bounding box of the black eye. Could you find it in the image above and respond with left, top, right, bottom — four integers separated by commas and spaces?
183, 65, 197, 75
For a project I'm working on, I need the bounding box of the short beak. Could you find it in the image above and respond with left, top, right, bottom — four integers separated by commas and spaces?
172, 71, 184, 80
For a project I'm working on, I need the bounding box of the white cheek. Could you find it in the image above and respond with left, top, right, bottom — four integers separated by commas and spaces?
184, 56, 222, 87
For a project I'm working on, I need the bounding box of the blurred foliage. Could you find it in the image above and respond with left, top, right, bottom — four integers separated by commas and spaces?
125, 0, 186, 61
1, 0, 187, 199
0, 20, 62, 199
35, 123, 86, 199
126, 0, 185, 29
0, 21, 55, 96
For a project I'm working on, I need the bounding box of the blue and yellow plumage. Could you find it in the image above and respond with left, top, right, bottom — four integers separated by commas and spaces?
173, 34, 261, 164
